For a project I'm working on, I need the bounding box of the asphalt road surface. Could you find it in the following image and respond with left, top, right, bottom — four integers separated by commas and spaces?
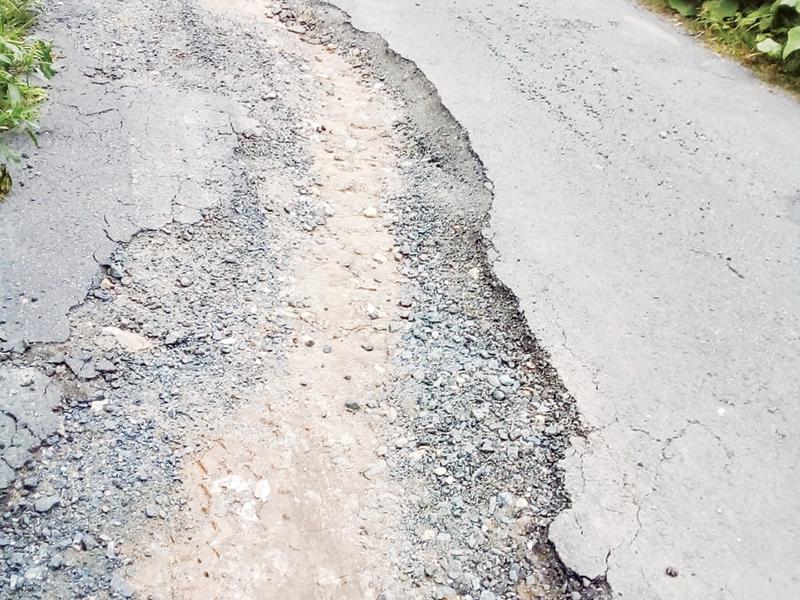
326, 1, 800, 598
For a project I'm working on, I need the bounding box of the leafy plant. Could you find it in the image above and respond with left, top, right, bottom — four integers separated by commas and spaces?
663, 0, 800, 73
0, 0, 54, 197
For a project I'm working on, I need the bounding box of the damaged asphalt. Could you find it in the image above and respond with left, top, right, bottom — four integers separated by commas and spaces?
1, 0, 602, 598
1, 0, 798, 599
325, 0, 800, 599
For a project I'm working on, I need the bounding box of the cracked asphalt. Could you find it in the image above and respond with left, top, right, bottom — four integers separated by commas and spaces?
325, 0, 800, 598
0, 60, 253, 346
0, 0, 797, 599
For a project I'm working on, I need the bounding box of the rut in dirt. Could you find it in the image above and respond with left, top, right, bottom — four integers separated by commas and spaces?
0, 1, 608, 599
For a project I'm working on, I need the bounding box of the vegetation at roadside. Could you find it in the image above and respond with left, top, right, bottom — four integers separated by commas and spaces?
0, 0, 54, 197
645, 0, 800, 93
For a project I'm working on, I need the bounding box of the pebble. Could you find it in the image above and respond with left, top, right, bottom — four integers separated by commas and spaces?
361, 342, 374, 352
499, 374, 515, 386
164, 331, 182, 345
178, 276, 194, 288
33, 495, 59, 513
110, 573, 135, 598
253, 479, 271, 501
80, 534, 98, 551
362, 206, 378, 218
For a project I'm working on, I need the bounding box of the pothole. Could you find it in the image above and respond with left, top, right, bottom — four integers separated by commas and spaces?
0, 1, 609, 599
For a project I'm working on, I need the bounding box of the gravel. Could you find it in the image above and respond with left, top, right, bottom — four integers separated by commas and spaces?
310, 4, 611, 598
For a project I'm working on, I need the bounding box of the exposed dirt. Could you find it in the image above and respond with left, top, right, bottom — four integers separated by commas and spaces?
134, 20, 412, 598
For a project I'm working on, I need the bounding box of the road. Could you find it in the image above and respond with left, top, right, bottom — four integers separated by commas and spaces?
325, 0, 800, 598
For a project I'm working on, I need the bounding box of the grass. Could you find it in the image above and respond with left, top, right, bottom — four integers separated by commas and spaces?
0, 0, 54, 197
641, 0, 800, 98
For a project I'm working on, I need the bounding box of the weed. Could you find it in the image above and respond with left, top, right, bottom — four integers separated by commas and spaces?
0, 0, 55, 197
647, 1, 800, 94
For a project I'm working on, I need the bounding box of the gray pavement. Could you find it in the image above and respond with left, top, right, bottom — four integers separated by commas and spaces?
325, 0, 800, 598
0, 5, 256, 489
0, 21, 253, 349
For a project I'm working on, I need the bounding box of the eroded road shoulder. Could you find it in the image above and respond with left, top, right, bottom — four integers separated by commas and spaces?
1, 1, 606, 599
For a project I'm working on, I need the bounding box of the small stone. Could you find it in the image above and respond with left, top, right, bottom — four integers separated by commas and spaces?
101, 327, 153, 352
499, 374, 515, 386
34, 495, 59, 513
366, 304, 379, 320
666, 566, 679, 577
497, 491, 514, 507
361, 342, 374, 352
345, 401, 361, 411
322, 344, 332, 353
95, 358, 117, 373
80, 534, 97, 551
303, 337, 315, 347
479, 592, 497, 600
90, 400, 108, 413
362, 460, 386, 480
110, 573, 135, 598
420, 529, 436, 541
254, 479, 271, 501
164, 331, 182, 345
485, 374, 501, 388
178, 276, 194, 288
287, 22, 307, 34
109, 263, 125, 279
145, 505, 158, 518
362, 206, 378, 218
435, 586, 457, 600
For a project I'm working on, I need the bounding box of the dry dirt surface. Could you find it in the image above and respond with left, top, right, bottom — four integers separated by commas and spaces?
1, 1, 608, 599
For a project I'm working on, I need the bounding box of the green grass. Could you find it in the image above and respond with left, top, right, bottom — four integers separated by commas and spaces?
0, 0, 54, 196
642, 0, 800, 97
